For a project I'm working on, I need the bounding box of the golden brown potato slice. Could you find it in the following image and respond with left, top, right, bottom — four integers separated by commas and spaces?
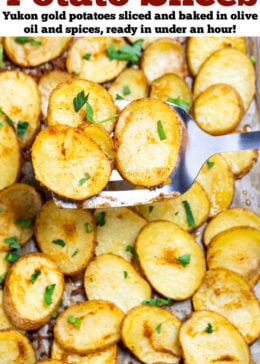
136, 221, 206, 300
47, 78, 117, 134
54, 300, 124, 355
51, 339, 118, 364
221, 149, 258, 179
66, 37, 127, 83
206, 226, 260, 285
0, 70, 41, 148
35, 199, 95, 276
4, 36, 71, 67
192, 268, 260, 344
31, 125, 111, 201
84, 253, 152, 312
38, 70, 72, 121
180, 310, 250, 364
121, 304, 182, 364
193, 83, 244, 135
137, 181, 210, 232
94, 207, 147, 262
150, 73, 192, 110
0, 290, 14, 330
203, 207, 260, 247
0, 329, 36, 363
141, 38, 187, 83
115, 98, 182, 187
0, 183, 42, 251
3, 252, 64, 330
196, 154, 234, 217
108, 68, 149, 100
187, 36, 247, 76
193, 48, 256, 110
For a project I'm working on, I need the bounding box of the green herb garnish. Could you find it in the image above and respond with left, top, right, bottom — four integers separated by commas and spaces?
44, 284, 56, 305
31, 270, 41, 284
167, 96, 190, 111
17, 121, 29, 137
155, 323, 162, 333
148, 205, 154, 214
96, 211, 106, 226
0, 271, 7, 284
107, 39, 143, 65
0, 107, 15, 128
142, 297, 173, 306
205, 322, 214, 333
3, 236, 21, 250
0, 119, 3, 129
15, 37, 42, 46
85, 223, 93, 233
83, 53, 91, 60
125, 245, 139, 261
177, 254, 191, 267
250, 55, 256, 65
85, 94, 119, 124
51, 311, 58, 319
123, 85, 131, 96
15, 218, 32, 228
115, 94, 124, 100
73, 90, 88, 112
0, 44, 4, 69
79, 172, 91, 186
68, 314, 81, 329
5, 251, 20, 263
157, 120, 167, 141
71, 249, 79, 258
182, 200, 196, 228
206, 160, 215, 169
123, 271, 128, 279
52, 239, 66, 248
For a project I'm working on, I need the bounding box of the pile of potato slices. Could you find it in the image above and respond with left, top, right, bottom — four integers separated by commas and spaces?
0, 35, 259, 364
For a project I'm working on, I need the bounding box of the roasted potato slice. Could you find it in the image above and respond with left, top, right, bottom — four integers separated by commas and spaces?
0, 183, 42, 251
54, 300, 124, 355
180, 310, 250, 364
221, 148, 258, 178
108, 67, 149, 100
94, 207, 147, 261
38, 70, 72, 121
51, 339, 118, 364
0, 70, 41, 148
0, 329, 36, 364
141, 38, 187, 83
31, 125, 111, 201
66, 37, 127, 83
121, 304, 182, 364
193, 48, 256, 110
136, 221, 206, 300
137, 181, 210, 232
150, 73, 192, 110
193, 83, 244, 135
192, 268, 260, 344
196, 154, 234, 217
4, 36, 71, 67
187, 36, 247, 76
84, 253, 152, 312
0, 290, 14, 330
35, 200, 95, 276
47, 78, 117, 134
3, 252, 64, 330
203, 207, 260, 247
206, 226, 260, 285
115, 98, 182, 187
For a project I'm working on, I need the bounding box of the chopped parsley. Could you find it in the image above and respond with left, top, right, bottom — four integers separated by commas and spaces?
96, 211, 106, 226
177, 254, 191, 267
82, 53, 91, 60
0, 44, 4, 69
205, 322, 214, 334
44, 284, 56, 305
125, 245, 139, 261
123, 271, 128, 279
142, 297, 173, 307
15, 218, 32, 228
182, 200, 196, 228
15, 36, 42, 46
5, 251, 20, 263
206, 159, 215, 169
115, 94, 124, 100
0, 271, 7, 284
107, 39, 143, 65
78, 172, 91, 186
0, 107, 15, 128
157, 120, 167, 141
51, 311, 58, 319
155, 323, 162, 333
68, 314, 81, 329
3, 236, 21, 250
73, 90, 88, 112
52, 239, 66, 248
148, 205, 154, 214
31, 270, 41, 284
167, 96, 190, 111
250, 55, 256, 65
71, 249, 79, 258
0, 119, 3, 129
85, 223, 93, 233
17, 121, 29, 137
123, 85, 131, 96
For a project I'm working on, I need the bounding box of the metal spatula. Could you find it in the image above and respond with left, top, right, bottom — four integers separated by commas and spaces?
53, 103, 260, 209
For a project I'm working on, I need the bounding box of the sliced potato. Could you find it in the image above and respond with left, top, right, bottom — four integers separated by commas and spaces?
150, 73, 192, 110
0, 183, 42, 251
193, 48, 256, 110
35, 199, 95, 276
221, 148, 258, 178
47, 78, 117, 134
38, 70, 72, 121
84, 253, 152, 312
31, 125, 111, 200
206, 226, 260, 285
66, 37, 127, 83
0, 290, 14, 330
193, 268, 260, 344
4, 36, 71, 67
121, 304, 182, 363
196, 154, 234, 217
52, 339, 118, 364
94, 207, 147, 261
141, 38, 187, 83
136, 221, 206, 300
193, 83, 244, 135
0, 70, 41, 148
108, 67, 149, 100
54, 300, 124, 354
0, 329, 36, 364
203, 207, 260, 247
3, 252, 64, 330
0, 119, 20, 191
137, 181, 210, 232
115, 98, 182, 187
180, 310, 250, 364
187, 36, 247, 76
